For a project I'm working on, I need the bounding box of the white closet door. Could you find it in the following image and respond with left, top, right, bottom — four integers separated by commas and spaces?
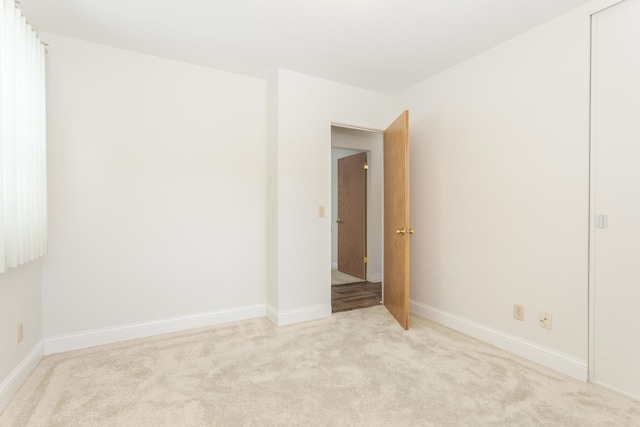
592, 0, 640, 399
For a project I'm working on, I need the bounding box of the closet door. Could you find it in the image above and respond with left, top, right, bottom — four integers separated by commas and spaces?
592, 0, 640, 399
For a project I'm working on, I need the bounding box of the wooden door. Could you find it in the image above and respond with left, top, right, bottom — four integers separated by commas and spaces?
591, 0, 640, 398
337, 152, 367, 279
383, 111, 411, 329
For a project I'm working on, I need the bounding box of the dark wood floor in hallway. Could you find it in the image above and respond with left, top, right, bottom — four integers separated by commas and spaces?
331, 281, 382, 313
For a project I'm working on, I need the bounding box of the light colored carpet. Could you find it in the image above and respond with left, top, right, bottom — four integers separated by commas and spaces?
332, 268, 364, 286
1, 306, 639, 426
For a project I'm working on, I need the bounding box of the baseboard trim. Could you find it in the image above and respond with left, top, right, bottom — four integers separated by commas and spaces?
44, 304, 266, 355
591, 380, 640, 401
0, 340, 44, 413
410, 300, 588, 381
368, 273, 382, 283
276, 304, 331, 326
266, 305, 278, 325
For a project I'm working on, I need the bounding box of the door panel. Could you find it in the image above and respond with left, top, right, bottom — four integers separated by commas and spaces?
592, 0, 640, 398
337, 152, 367, 280
383, 111, 410, 329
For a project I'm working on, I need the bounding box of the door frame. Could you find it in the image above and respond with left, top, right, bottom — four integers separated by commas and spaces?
330, 115, 410, 327
588, 7, 596, 384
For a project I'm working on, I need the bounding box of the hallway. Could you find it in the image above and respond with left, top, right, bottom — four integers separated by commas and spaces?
331, 282, 382, 313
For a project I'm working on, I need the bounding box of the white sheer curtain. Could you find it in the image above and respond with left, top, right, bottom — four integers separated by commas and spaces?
0, 0, 47, 272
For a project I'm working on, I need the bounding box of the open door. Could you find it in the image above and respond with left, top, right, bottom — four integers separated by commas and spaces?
383, 111, 411, 329
337, 152, 367, 280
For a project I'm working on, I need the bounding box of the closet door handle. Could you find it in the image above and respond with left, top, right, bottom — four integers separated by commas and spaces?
596, 214, 608, 229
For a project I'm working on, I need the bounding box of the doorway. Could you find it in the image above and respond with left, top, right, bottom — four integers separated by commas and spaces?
331, 126, 383, 312
331, 127, 383, 283
330, 112, 411, 328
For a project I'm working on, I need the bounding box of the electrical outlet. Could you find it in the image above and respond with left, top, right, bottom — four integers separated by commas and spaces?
513, 304, 525, 321
18, 323, 23, 343
318, 206, 326, 218
539, 311, 553, 329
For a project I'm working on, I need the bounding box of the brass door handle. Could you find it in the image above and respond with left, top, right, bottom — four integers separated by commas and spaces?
395, 228, 415, 235
336, 218, 342, 224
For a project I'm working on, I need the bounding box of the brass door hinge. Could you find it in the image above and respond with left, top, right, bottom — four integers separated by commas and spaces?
364, 256, 368, 263
364, 162, 369, 170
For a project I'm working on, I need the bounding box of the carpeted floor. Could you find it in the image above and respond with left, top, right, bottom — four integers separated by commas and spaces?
332, 268, 364, 286
1, 306, 639, 426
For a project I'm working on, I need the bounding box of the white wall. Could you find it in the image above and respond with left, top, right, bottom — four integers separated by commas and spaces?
331, 128, 384, 283
268, 69, 391, 324
394, 3, 597, 378
41, 34, 268, 351
0, 261, 43, 411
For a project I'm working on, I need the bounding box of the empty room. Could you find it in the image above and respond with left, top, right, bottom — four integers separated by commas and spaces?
1, 0, 640, 425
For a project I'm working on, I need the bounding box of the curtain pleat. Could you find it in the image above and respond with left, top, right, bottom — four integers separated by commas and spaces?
0, 0, 47, 272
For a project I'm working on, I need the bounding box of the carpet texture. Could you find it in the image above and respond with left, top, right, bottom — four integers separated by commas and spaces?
331, 268, 364, 286
1, 306, 639, 426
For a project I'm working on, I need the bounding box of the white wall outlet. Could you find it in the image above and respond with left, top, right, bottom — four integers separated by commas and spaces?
318, 206, 326, 218
513, 304, 525, 321
18, 323, 24, 343
539, 311, 553, 329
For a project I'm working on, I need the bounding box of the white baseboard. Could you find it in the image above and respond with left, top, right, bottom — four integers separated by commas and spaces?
44, 304, 266, 355
591, 380, 640, 401
275, 304, 331, 326
410, 300, 588, 381
368, 273, 382, 283
266, 305, 278, 325
0, 341, 44, 413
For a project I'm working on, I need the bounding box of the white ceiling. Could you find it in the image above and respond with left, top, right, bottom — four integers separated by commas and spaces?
21, 0, 591, 94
